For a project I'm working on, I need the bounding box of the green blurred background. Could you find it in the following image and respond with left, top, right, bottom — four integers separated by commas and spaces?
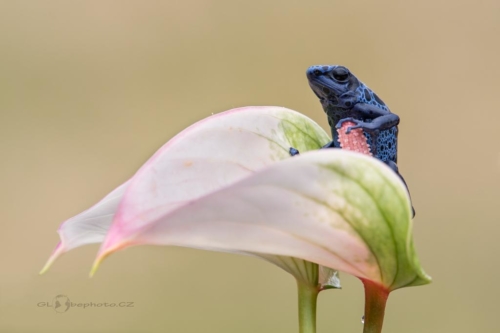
1, 0, 499, 332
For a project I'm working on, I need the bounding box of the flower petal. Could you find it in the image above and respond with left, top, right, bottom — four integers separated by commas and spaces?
91, 106, 335, 286
96, 149, 430, 290
40, 181, 129, 274
45, 106, 337, 287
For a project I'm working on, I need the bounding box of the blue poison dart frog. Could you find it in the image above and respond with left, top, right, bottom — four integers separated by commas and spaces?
289, 65, 415, 217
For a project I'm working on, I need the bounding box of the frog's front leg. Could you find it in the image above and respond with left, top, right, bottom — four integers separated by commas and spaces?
322, 118, 340, 149
336, 103, 400, 134
386, 160, 416, 218
319, 117, 340, 149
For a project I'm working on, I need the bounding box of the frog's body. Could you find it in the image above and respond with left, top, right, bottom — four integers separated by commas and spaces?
306, 65, 399, 163
291, 65, 414, 216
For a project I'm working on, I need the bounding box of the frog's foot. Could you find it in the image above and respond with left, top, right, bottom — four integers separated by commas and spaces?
335, 117, 356, 130
336, 118, 379, 135
336, 118, 363, 134
386, 161, 416, 218
289, 147, 300, 156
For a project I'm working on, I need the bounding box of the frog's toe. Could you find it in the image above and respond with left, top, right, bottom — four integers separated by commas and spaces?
336, 117, 356, 129
289, 147, 300, 156
344, 126, 355, 134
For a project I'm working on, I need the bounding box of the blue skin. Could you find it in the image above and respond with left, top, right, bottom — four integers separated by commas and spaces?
290, 65, 415, 217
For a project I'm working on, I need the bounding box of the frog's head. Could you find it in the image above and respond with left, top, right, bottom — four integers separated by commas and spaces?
306, 65, 360, 108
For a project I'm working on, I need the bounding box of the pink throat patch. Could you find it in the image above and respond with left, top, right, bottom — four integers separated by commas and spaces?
337, 121, 372, 156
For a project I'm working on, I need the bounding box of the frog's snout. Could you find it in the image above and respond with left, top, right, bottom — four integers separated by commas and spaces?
306, 65, 330, 79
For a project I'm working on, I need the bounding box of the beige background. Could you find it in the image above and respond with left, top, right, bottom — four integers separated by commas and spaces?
1, 1, 499, 332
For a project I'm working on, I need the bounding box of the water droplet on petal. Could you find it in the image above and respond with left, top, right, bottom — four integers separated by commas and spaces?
361, 315, 365, 324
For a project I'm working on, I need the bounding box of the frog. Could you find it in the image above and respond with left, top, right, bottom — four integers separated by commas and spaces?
290, 65, 415, 217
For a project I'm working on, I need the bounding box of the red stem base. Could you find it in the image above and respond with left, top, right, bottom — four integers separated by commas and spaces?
361, 279, 390, 333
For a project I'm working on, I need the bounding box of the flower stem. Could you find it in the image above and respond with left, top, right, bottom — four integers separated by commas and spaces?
361, 279, 389, 333
296, 279, 319, 333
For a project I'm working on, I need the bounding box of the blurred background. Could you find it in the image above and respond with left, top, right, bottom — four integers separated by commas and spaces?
1, 0, 499, 332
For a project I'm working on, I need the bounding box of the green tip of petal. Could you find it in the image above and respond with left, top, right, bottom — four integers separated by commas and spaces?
39, 263, 51, 275
89, 239, 131, 277
39, 243, 64, 275
414, 273, 432, 287
89, 248, 112, 277
89, 261, 100, 278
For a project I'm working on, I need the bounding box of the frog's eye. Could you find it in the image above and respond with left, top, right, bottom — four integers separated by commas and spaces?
332, 67, 350, 82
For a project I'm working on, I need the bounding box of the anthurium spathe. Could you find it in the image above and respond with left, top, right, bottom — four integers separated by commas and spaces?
41, 106, 339, 291
42, 106, 431, 333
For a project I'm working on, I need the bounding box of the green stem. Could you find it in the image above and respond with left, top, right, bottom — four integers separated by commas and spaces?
296, 280, 319, 333
361, 279, 389, 333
